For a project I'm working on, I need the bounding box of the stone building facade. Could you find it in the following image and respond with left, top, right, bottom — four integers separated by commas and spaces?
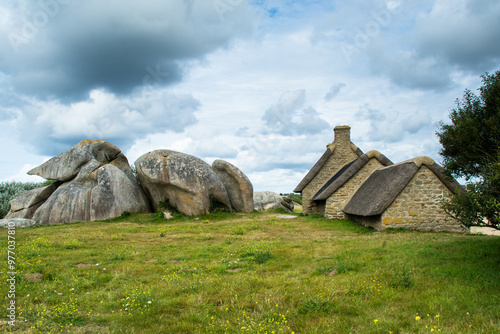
379, 165, 465, 232
342, 157, 465, 232
324, 154, 389, 220
294, 126, 362, 215
295, 126, 465, 233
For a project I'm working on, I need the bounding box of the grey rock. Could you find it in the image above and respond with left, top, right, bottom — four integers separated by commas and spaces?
28, 139, 121, 181
9, 140, 152, 225
253, 191, 294, 213
0, 218, 38, 228
212, 159, 254, 212
135, 150, 232, 216
32, 152, 151, 225
5, 182, 59, 219
281, 196, 294, 213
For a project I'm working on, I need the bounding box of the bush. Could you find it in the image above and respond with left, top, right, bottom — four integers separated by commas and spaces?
0, 181, 44, 218
282, 193, 302, 205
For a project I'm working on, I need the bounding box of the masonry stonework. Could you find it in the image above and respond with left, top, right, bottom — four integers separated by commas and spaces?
302, 126, 359, 215
381, 166, 464, 232
325, 158, 385, 219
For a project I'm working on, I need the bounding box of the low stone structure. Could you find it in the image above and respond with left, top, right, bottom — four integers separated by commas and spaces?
295, 126, 465, 232
0, 218, 38, 228
343, 157, 465, 232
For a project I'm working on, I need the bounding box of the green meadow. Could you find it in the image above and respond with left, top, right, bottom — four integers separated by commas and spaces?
1, 211, 499, 333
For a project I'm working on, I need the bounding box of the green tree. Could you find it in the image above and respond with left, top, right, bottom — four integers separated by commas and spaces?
437, 70, 500, 230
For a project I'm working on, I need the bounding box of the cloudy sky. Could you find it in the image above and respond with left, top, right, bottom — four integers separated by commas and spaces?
1, 0, 499, 193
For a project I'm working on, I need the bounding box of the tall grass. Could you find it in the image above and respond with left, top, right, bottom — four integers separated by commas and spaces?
0, 181, 45, 218
0, 212, 498, 333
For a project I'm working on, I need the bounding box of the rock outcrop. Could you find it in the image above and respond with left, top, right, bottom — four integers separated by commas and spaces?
28, 139, 122, 181
7, 140, 151, 224
253, 191, 294, 213
6, 140, 255, 224
135, 150, 232, 216
6, 182, 60, 219
212, 159, 254, 212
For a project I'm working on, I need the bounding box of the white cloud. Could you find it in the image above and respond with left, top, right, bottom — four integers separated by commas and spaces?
1, 163, 45, 183
324, 83, 346, 101
262, 90, 330, 136
0, 0, 497, 194
11, 88, 200, 155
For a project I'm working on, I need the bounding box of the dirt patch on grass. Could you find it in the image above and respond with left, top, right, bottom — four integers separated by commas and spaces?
23, 273, 43, 282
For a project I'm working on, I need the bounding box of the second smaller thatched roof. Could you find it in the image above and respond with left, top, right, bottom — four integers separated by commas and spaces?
312, 150, 393, 201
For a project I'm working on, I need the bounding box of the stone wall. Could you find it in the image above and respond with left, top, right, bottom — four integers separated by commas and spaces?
380, 166, 464, 232
302, 127, 359, 214
325, 158, 385, 219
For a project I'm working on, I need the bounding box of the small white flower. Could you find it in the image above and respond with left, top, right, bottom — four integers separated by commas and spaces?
71, 288, 75, 291
103, 268, 107, 270
26, 294, 30, 297
95, 263, 99, 266
125, 303, 129, 306
58, 293, 62, 295
126, 297, 130, 300
147, 301, 152, 304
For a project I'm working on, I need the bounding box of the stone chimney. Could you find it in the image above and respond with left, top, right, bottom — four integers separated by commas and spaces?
334, 125, 351, 145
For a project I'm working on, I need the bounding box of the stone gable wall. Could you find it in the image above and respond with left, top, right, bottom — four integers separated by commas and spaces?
381, 166, 464, 232
325, 158, 385, 219
302, 147, 359, 214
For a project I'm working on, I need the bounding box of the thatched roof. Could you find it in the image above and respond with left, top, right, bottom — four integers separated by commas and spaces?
312, 150, 393, 201
294, 143, 363, 193
342, 156, 464, 217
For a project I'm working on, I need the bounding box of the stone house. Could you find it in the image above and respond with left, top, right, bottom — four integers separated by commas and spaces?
294, 126, 363, 215
295, 126, 464, 232
312, 150, 393, 220
343, 157, 465, 232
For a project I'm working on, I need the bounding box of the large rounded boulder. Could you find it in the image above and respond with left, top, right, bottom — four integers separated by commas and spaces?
135, 150, 232, 216
11, 140, 151, 225
212, 159, 254, 212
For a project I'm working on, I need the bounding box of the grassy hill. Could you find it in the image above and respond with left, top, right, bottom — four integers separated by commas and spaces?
1, 211, 499, 333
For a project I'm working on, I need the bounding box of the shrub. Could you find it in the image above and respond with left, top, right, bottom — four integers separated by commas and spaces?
284, 193, 302, 205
